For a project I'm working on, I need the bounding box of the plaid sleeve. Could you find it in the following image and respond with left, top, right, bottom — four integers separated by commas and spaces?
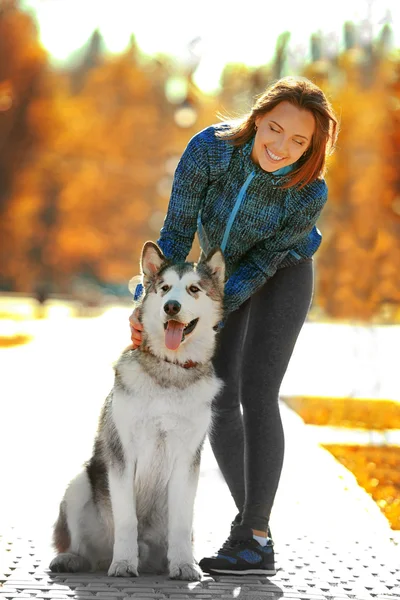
223, 188, 328, 318
157, 134, 210, 262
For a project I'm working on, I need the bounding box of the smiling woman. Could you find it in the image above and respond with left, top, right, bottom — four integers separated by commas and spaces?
216, 76, 338, 190
252, 102, 315, 172
128, 75, 340, 576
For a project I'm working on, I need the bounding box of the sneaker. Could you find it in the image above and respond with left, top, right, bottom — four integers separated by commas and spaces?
199, 524, 276, 576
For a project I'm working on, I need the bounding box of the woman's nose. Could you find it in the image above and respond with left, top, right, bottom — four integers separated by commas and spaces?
277, 137, 289, 155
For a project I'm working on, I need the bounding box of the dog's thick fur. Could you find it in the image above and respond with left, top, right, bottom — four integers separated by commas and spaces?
49, 242, 225, 581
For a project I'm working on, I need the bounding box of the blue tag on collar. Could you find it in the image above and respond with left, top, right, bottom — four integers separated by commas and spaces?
133, 283, 144, 301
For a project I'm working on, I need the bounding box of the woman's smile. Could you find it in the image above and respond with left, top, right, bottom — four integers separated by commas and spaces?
265, 147, 286, 162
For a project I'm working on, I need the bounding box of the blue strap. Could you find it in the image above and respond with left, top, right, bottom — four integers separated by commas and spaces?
220, 170, 255, 252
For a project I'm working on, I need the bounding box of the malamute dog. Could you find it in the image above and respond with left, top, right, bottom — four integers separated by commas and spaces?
49, 241, 225, 581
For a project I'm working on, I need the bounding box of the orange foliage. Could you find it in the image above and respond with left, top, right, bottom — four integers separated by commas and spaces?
308, 50, 400, 321
284, 396, 400, 430
0, 9, 218, 293
325, 445, 400, 530
0, 5, 399, 321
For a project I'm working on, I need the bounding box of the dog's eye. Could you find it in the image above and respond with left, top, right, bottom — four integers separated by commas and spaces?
189, 285, 200, 293
161, 285, 170, 292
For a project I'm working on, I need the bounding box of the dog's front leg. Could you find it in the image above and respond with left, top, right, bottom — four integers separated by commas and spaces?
168, 456, 202, 581
108, 463, 139, 577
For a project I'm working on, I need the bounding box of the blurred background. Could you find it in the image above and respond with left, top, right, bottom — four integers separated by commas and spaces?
0, 0, 399, 319
1, 0, 400, 536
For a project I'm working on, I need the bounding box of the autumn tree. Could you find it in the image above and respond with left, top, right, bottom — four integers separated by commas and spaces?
312, 25, 400, 321
0, 0, 48, 290
7, 31, 221, 292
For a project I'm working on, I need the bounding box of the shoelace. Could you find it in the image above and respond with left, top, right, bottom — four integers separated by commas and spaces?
218, 537, 252, 553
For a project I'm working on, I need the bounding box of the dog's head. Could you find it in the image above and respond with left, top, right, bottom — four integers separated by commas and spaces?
130, 241, 225, 364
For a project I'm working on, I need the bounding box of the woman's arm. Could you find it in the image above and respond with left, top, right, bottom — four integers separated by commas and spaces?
157, 134, 210, 262
223, 188, 328, 318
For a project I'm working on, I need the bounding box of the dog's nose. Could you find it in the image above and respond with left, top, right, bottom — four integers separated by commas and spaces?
164, 300, 181, 316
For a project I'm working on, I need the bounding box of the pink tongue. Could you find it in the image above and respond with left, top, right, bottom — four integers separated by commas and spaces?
165, 320, 185, 350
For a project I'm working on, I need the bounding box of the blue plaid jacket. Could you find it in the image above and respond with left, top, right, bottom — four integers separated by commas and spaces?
157, 124, 328, 318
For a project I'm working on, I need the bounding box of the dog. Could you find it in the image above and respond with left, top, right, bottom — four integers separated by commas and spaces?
49, 241, 225, 581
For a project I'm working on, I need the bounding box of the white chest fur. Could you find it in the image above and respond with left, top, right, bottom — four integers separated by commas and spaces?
111, 361, 222, 478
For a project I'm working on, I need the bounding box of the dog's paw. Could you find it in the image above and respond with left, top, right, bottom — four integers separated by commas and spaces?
49, 552, 91, 573
169, 561, 202, 581
108, 560, 139, 577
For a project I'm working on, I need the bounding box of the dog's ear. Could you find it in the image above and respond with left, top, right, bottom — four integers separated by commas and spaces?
204, 248, 226, 292
140, 241, 167, 280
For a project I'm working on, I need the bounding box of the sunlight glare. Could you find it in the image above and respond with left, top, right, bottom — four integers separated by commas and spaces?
20, 0, 400, 92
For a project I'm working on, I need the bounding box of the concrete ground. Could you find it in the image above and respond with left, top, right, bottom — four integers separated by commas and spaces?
0, 308, 399, 599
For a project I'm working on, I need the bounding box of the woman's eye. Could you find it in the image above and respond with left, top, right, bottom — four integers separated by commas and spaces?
189, 285, 200, 293
295, 140, 305, 146
269, 126, 279, 133
161, 285, 169, 292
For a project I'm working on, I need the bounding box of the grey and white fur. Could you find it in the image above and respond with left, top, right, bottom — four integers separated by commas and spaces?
49, 241, 225, 581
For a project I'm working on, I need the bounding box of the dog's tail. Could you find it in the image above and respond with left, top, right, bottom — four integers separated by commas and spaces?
53, 500, 71, 552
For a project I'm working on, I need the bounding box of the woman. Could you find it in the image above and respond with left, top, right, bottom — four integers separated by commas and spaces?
129, 76, 339, 575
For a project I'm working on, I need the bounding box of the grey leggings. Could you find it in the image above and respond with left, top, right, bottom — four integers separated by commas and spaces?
210, 259, 314, 532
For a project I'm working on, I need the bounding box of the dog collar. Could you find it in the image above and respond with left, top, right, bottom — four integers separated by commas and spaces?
174, 359, 198, 369
140, 346, 198, 369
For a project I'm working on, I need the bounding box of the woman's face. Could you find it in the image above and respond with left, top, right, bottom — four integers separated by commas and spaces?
251, 101, 315, 172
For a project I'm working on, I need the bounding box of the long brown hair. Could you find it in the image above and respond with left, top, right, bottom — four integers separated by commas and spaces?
216, 76, 339, 190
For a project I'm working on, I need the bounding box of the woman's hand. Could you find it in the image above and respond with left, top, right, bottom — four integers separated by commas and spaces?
129, 306, 143, 350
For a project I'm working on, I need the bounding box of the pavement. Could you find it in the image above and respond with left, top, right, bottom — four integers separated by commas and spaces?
1, 308, 400, 599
